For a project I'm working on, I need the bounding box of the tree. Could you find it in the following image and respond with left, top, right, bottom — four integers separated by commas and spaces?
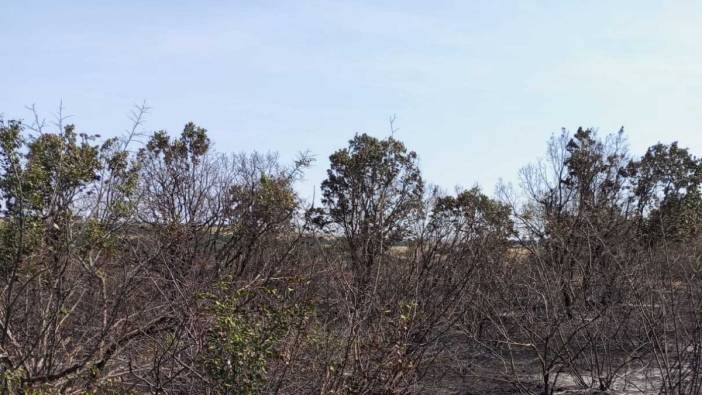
628, 142, 702, 242
319, 133, 423, 283
481, 128, 642, 394
0, 116, 151, 392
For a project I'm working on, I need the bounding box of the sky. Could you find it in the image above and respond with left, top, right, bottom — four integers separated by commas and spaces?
2, 1, 702, 201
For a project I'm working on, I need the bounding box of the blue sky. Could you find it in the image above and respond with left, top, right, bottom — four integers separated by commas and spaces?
2, 1, 702, 200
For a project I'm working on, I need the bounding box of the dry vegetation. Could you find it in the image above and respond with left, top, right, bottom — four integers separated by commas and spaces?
0, 110, 700, 394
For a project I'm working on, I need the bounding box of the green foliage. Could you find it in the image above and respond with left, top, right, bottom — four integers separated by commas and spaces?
0, 367, 54, 394
229, 173, 297, 230
561, 127, 629, 210
200, 285, 296, 394
319, 133, 424, 268
0, 119, 137, 217
1, 124, 101, 218
628, 142, 702, 241
0, 118, 139, 274
143, 122, 210, 167
430, 186, 513, 240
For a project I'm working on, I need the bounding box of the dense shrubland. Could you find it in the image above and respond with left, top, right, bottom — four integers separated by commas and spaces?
0, 110, 701, 394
